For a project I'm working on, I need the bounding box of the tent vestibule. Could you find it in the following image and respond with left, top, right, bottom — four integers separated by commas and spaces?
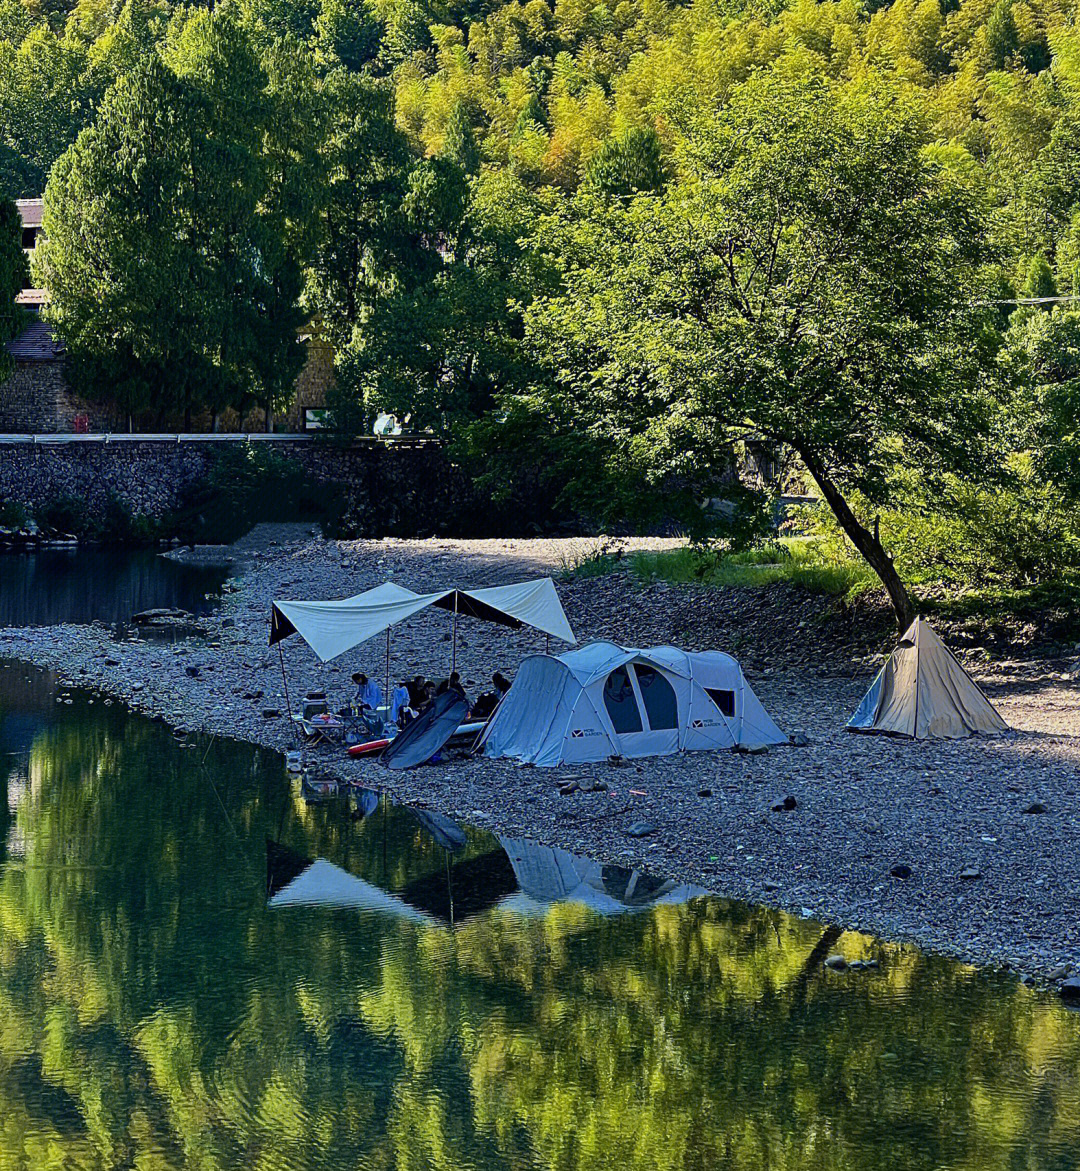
477, 641, 785, 766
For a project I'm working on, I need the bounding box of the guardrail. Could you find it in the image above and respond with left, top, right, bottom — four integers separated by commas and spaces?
0, 432, 439, 445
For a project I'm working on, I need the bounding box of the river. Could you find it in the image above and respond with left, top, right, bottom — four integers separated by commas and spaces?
0, 548, 230, 627
1, 657, 1079, 1169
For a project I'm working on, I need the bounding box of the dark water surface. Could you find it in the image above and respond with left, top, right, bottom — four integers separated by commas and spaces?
1, 659, 1079, 1170
0, 549, 229, 626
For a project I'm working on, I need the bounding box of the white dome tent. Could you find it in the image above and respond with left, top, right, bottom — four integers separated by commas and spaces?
477, 641, 785, 767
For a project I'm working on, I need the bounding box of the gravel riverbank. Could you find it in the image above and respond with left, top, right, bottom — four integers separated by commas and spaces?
3, 530, 1079, 988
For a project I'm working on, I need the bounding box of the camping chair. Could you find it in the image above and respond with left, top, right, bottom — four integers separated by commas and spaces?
341, 702, 384, 745
293, 695, 344, 747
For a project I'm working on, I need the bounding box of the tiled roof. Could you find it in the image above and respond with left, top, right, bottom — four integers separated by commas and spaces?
15, 288, 47, 308
6, 319, 64, 362
15, 198, 43, 229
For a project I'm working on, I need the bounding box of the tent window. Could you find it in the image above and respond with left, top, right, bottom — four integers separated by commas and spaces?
603, 666, 643, 734
706, 688, 735, 718
633, 665, 678, 730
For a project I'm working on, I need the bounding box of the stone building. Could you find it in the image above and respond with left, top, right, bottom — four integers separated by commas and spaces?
0, 198, 334, 435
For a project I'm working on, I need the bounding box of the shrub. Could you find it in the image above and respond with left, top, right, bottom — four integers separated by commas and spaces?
170, 444, 334, 543
0, 499, 29, 529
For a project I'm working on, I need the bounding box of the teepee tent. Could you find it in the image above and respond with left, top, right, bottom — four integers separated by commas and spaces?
477, 641, 785, 766
847, 618, 1007, 740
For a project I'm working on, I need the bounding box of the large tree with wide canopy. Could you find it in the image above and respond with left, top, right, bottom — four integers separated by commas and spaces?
522, 71, 1001, 628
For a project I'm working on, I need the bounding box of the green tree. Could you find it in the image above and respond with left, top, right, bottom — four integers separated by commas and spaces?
525, 74, 999, 626
0, 26, 100, 199
1002, 307, 1080, 500
986, 0, 1019, 69
1021, 253, 1057, 301
0, 195, 27, 378
34, 11, 308, 428
584, 126, 667, 196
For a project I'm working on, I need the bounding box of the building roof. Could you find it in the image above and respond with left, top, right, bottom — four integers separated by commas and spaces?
6, 319, 64, 362
15, 288, 47, 308
15, 199, 43, 229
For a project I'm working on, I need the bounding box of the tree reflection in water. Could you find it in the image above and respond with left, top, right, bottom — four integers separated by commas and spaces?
1, 659, 1079, 1171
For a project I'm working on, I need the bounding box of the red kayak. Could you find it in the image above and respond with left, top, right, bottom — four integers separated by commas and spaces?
347, 738, 391, 758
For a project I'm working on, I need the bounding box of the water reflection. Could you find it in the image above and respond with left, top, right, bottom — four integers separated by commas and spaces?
1, 659, 1080, 1171
0, 549, 230, 626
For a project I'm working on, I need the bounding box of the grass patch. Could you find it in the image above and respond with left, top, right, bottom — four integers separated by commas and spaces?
920, 575, 1080, 623
557, 539, 627, 579
627, 539, 877, 601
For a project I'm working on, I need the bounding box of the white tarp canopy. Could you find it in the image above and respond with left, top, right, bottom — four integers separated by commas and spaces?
847, 617, 1008, 740
477, 641, 786, 766
270, 577, 576, 662
267, 857, 437, 923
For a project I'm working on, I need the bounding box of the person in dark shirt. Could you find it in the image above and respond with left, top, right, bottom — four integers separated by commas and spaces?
471, 671, 512, 720
435, 671, 466, 698
407, 675, 427, 709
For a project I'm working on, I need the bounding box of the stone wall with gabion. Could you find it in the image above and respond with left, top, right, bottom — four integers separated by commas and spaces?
0, 437, 493, 534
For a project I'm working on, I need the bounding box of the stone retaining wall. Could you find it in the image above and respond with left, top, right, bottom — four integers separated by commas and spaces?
0, 436, 496, 534
0, 361, 112, 434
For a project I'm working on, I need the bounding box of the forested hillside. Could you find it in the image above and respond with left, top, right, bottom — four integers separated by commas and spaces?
2, 0, 1080, 619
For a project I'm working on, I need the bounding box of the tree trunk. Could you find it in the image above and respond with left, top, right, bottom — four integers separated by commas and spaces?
798, 447, 915, 631
265, 401, 273, 433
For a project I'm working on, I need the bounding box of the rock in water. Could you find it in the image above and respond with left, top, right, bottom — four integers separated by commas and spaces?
825, 955, 847, 971
626, 821, 657, 838
890, 864, 913, 880
1022, 802, 1047, 815
1060, 978, 1080, 1002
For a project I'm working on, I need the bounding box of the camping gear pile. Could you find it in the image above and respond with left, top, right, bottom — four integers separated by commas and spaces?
272, 577, 578, 770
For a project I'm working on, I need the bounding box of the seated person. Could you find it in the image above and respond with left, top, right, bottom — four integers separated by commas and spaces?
407, 675, 428, 709
435, 671, 467, 700
417, 681, 438, 713
470, 671, 512, 720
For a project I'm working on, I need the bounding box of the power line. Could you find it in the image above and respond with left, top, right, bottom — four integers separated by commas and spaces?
972, 295, 1080, 306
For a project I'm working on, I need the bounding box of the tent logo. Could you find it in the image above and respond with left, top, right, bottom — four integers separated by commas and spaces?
571, 729, 584, 738
692, 719, 704, 728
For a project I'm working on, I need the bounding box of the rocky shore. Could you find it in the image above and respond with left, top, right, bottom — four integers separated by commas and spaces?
2, 530, 1080, 991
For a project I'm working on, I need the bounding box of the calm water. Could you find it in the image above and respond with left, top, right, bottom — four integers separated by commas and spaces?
0, 549, 230, 627
1, 660, 1079, 1171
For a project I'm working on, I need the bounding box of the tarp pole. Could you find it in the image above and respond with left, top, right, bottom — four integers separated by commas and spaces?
385, 627, 391, 729
278, 642, 300, 744
451, 593, 458, 676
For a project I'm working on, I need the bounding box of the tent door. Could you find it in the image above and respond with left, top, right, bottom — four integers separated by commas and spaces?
603, 663, 681, 757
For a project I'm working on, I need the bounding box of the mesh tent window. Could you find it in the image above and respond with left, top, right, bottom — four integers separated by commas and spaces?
603, 666, 643, 734
705, 688, 736, 718
633, 665, 678, 730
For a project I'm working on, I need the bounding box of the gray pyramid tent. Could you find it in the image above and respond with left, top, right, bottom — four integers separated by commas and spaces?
847, 618, 1008, 740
